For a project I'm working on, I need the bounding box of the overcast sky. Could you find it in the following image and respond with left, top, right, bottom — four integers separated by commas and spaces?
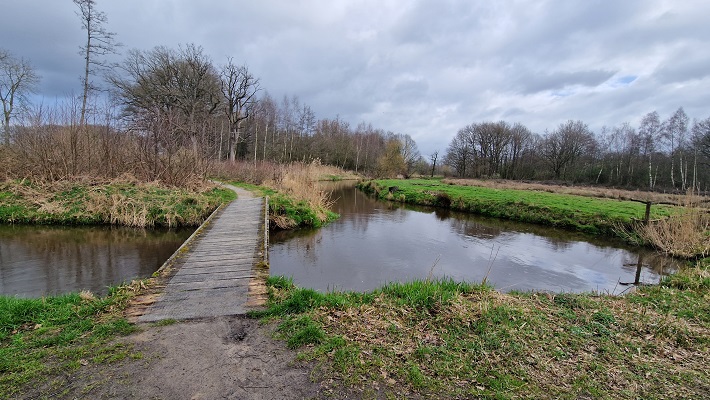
3, 0, 709, 155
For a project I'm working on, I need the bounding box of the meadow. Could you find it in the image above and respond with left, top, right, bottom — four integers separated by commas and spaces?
359, 178, 677, 238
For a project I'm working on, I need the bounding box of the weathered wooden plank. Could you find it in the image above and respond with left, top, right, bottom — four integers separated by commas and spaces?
169, 272, 255, 284
138, 191, 268, 322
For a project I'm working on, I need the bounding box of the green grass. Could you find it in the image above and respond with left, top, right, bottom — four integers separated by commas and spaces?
358, 179, 676, 237
0, 285, 141, 398
257, 263, 710, 399
0, 180, 235, 227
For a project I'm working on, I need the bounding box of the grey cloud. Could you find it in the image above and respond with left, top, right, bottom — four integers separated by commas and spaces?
518, 69, 617, 94
392, 77, 429, 100
654, 53, 710, 84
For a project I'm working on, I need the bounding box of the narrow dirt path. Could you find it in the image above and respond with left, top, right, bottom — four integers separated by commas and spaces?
50, 317, 323, 399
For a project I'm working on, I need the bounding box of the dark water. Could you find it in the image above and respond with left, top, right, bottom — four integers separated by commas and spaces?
270, 181, 678, 294
0, 225, 193, 297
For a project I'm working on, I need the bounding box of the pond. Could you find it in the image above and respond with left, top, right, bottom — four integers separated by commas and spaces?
0, 225, 193, 298
270, 181, 678, 294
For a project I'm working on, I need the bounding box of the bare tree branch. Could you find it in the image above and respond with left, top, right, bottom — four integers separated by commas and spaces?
1, 48, 40, 145
74, 0, 121, 126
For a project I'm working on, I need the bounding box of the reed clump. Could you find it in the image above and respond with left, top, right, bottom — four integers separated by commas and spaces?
637, 192, 710, 258
214, 160, 345, 229
265, 160, 336, 224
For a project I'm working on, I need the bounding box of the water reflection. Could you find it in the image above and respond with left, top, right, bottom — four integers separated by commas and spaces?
0, 225, 192, 297
270, 181, 678, 294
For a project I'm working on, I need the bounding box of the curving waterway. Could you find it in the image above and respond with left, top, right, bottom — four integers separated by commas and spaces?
0, 225, 192, 297
270, 181, 678, 294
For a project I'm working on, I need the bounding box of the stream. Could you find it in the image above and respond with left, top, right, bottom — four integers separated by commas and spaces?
270, 181, 678, 293
0, 225, 192, 297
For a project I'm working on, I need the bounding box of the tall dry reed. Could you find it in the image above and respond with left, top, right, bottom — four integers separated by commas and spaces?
265, 160, 336, 221
212, 159, 347, 225
638, 192, 710, 258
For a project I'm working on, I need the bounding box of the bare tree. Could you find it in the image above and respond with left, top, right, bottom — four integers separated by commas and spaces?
638, 111, 662, 189
444, 129, 472, 177
429, 150, 439, 177
506, 123, 532, 179
540, 120, 595, 179
399, 133, 420, 175
0, 49, 40, 145
692, 117, 710, 163
74, 0, 120, 126
691, 117, 710, 190
111, 45, 221, 182
664, 107, 689, 189
220, 59, 259, 162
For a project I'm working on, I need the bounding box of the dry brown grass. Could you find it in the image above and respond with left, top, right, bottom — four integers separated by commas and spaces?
309, 287, 710, 398
0, 178, 224, 227
638, 194, 710, 258
443, 178, 709, 207
213, 159, 353, 225
265, 160, 337, 222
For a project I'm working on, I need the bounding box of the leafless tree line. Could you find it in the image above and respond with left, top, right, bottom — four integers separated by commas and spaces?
444, 108, 710, 192
0, 40, 421, 184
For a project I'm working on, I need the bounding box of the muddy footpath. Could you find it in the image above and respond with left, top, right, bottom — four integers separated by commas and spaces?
23, 317, 345, 400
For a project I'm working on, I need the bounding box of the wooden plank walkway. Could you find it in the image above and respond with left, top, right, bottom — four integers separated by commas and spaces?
138, 187, 268, 322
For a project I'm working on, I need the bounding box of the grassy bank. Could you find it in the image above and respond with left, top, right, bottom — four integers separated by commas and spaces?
257, 263, 710, 399
228, 181, 338, 229
0, 179, 235, 227
358, 179, 675, 237
0, 285, 142, 398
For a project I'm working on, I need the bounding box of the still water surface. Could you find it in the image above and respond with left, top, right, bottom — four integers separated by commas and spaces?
270, 181, 678, 293
0, 225, 192, 297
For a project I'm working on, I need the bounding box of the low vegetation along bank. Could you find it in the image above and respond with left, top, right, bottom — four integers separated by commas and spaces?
358, 179, 675, 237
0, 179, 235, 227
258, 262, 710, 399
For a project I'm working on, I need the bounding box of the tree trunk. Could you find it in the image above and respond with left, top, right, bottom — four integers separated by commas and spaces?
254, 120, 259, 166
2, 115, 10, 146
80, 28, 91, 126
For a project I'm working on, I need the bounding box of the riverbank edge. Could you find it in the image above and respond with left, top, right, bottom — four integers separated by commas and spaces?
0, 179, 236, 228
255, 261, 710, 398
356, 178, 671, 239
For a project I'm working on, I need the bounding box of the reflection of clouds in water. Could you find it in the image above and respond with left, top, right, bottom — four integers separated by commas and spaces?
272, 183, 680, 294
0, 225, 190, 297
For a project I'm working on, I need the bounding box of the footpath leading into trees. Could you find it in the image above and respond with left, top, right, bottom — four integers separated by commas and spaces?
137, 184, 269, 322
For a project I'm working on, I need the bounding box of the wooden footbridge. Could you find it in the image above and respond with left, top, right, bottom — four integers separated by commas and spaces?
137, 186, 269, 322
